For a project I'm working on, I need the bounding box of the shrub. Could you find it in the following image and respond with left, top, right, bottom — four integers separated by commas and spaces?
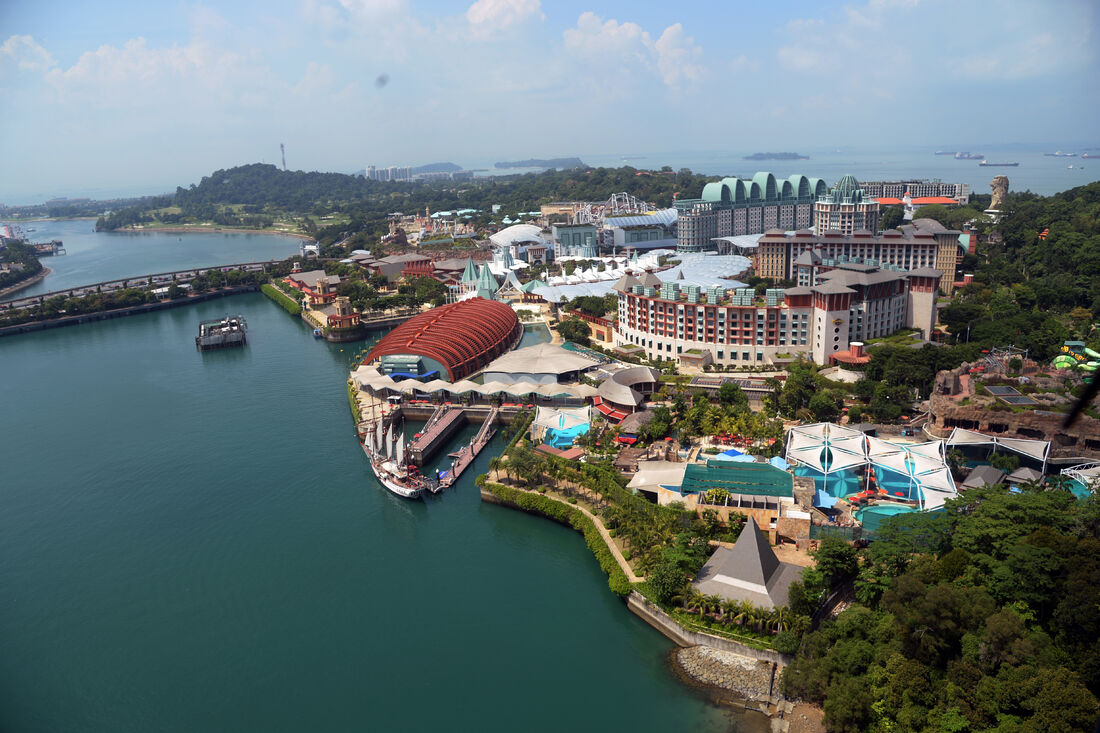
261, 283, 301, 315
774, 630, 802, 655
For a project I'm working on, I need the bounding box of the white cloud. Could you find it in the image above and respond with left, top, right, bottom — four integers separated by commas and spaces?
42, 38, 274, 109
654, 23, 704, 87
777, 0, 1092, 82
337, 0, 407, 18
466, 0, 543, 32
729, 54, 759, 73
0, 35, 56, 76
563, 12, 705, 90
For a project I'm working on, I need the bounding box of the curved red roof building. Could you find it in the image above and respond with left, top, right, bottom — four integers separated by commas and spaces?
364, 298, 522, 381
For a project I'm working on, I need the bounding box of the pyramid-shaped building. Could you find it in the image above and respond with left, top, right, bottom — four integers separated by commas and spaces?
691, 517, 803, 609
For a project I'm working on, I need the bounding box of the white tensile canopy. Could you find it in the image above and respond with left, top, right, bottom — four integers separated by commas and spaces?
946, 427, 1050, 472
785, 423, 959, 510
534, 405, 590, 430
350, 366, 593, 400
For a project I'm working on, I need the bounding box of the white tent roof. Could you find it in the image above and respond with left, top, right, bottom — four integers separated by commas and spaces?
351, 366, 592, 400
534, 405, 590, 430
946, 427, 994, 446
785, 422, 959, 512
996, 436, 1050, 461
947, 427, 1050, 463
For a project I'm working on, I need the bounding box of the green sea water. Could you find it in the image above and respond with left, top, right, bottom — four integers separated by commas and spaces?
0, 293, 767, 732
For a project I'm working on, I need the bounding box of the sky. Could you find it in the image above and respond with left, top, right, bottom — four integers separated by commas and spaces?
1, 0, 1097, 203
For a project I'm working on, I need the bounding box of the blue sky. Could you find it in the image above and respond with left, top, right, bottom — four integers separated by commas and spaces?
1, 0, 1097, 203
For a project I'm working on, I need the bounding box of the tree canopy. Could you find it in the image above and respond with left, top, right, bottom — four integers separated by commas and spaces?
784, 488, 1100, 732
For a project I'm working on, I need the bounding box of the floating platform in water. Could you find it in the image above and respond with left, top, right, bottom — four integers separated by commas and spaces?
196, 314, 247, 351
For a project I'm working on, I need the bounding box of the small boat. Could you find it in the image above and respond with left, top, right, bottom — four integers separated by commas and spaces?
978, 160, 1019, 167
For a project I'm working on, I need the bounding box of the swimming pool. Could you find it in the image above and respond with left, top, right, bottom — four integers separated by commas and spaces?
1067, 479, 1092, 502
856, 503, 918, 532
794, 466, 863, 498
793, 464, 923, 503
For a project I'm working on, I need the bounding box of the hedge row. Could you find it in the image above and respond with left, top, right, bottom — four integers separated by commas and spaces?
346, 381, 361, 423
483, 482, 632, 597
261, 283, 301, 315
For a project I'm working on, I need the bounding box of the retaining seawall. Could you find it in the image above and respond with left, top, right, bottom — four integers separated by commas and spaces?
0, 285, 259, 337
626, 592, 792, 666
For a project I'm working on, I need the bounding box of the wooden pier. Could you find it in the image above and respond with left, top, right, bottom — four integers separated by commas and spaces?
439, 407, 499, 489
407, 407, 466, 465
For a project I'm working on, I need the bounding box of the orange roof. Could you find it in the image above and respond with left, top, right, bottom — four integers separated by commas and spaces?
876, 197, 904, 205
910, 196, 959, 205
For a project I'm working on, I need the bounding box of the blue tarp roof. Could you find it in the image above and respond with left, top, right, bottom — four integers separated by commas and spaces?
769, 456, 790, 471
813, 489, 838, 508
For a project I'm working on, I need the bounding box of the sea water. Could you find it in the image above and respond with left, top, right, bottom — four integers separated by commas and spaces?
0, 293, 767, 732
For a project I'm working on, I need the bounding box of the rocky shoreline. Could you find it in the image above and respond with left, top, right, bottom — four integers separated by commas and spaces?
674, 645, 776, 701
668, 646, 828, 733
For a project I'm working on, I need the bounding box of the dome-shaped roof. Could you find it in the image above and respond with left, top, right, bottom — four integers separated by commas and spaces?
489, 224, 547, 248
364, 298, 521, 381
831, 174, 862, 202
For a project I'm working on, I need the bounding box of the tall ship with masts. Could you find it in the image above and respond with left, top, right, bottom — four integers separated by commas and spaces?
363, 416, 437, 499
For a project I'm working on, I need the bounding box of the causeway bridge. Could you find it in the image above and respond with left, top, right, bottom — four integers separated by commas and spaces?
1, 261, 281, 307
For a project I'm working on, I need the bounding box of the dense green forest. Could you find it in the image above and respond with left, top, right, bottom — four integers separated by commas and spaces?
0, 241, 44, 290
93, 163, 715, 235
937, 181, 1100, 361
784, 487, 1100, 732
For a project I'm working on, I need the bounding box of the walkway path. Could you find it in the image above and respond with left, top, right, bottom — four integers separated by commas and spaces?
488, 471, 643, 583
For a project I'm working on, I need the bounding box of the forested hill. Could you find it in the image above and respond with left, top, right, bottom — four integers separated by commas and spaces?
175, 164, 371, 210
95, 163, 716, 232
937, 180, 1100, 359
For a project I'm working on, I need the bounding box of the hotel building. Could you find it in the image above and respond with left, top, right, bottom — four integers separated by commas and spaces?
812, 175, 879, 235
674, 173, 827, 252
612, 264, 939, 367
860, 180, 970, 205
756, 217, 962, 294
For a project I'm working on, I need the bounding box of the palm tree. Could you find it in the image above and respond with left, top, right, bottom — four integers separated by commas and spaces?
720, 599, 739, 623
488, 457, 502, 481
732, 600, 754, 628
704, 594, 723, 620
770, 605, 791, 634
684, 589, 706, 618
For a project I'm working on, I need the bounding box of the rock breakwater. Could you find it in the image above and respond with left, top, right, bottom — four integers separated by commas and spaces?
674, 646, 775, 700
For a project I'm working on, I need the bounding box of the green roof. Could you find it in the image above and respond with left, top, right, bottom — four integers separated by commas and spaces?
680, 460, 793, 498
461, 257, 478, 283
475, 264, 499, 300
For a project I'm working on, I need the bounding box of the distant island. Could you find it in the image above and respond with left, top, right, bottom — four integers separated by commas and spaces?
411, 162, 463, 174
742, 152, 809, 161
494, 157, 587, 170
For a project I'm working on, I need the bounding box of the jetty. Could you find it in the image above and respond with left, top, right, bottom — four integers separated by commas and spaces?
407, 407, 465, 465
32, 240, 66, 256
195, 314, 247, 350
439, 407, 498, 489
